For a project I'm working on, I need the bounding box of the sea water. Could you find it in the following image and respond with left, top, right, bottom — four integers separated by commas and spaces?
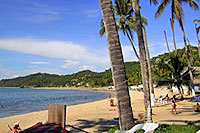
0, 88, 109, 118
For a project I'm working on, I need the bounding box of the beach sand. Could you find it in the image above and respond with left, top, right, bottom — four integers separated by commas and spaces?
0, 88, 199, 133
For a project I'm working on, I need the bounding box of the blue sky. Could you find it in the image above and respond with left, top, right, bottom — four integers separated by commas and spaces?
0, 0, 199, 80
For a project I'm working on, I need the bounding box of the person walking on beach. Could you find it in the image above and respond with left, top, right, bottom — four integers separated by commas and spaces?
171, 95, 177, 114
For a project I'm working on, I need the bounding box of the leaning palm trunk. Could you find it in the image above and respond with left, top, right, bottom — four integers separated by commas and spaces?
132, 0, 152, 123
142, 27, 155, 107
99, 0, 134, 130
195, 24, 200, 57
180, 24, 194, 96
124, 29, 140, 59
164, 30, 171, 53
170, 18, 177, 53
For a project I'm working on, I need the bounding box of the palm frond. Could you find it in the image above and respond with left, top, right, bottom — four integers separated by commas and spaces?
99, 19, 105, 37
149, 0, 158, 5
141, 17, 148, 26
181, 0, 199, 10
171, 1, 176, 20
193, 19, 200, 23
174, 0, 184, 23
99, 27, 105, 37
128, 21, 137, 31
155, 0, 170, 18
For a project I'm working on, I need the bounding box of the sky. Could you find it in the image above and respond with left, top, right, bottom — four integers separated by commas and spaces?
0, 0, 199, 80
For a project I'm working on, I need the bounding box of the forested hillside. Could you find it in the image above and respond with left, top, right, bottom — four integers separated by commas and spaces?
0, 46, 199, 88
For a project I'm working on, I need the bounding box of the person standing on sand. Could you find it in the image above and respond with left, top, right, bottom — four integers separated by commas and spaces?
171, 95, 177, 114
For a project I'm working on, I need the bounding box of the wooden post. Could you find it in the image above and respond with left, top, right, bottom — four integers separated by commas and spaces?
48, 104, 66, 128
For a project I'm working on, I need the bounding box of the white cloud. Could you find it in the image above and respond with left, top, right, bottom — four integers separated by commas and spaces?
0, 67, 64, 80
78, 65, 97, 72
121, 45, 138, 61
84, 9, 99, 18
12, 75, 20, 78
21, 2, 61, 22
147, 41, 186, 57
30, 61, 49, 65
0, 38, 109, 71
62, 60, 79, 69
0, 38, 150, 79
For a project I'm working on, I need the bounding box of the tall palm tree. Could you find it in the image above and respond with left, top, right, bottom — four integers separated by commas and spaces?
116, 0, 156, 108
142, 27, 155, 106
99, 0, 134, 130
114, 0, 155, 118
170, 18, 177, 53
164, 30, 171, 53
155, 0, 199, 93
131, 0, 157, 123
194, 23, 200, 57
100, 0, 156, 109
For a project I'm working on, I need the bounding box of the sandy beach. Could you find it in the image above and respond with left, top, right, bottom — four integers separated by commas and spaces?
0, 87, 199, 133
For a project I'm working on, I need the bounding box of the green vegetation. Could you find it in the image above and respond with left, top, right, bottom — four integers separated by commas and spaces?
107, 123, 200, 133
0, 46, 199, 88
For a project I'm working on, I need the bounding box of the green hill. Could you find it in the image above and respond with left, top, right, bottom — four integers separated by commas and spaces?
0, 45, 199, 88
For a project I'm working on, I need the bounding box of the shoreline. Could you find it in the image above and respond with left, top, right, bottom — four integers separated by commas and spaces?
0, 86, 116, 92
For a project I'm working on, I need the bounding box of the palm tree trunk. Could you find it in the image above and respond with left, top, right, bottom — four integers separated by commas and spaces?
195, 24, 200, 57
132, 0, 152, 123
170, 18, 177, 53
124, 29, 140, 59
164, 30, 171, 53
180, 23, 194, 92
177, 86, 184, 100
142, 27, 155, 107
99, 0, 134, 130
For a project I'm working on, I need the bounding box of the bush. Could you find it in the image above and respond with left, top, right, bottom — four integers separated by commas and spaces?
107, 123, 200, 133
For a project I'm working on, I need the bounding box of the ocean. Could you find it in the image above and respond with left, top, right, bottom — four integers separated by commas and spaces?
0, 88, 109, 118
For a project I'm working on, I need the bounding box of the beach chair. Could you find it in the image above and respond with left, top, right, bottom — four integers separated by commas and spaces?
115, 123, 159, 133
48, 104, 66, 128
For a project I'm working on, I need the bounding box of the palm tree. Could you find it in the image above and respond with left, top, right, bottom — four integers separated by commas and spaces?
164, 55, 190, 99
142, 27, 155, 107
164, 30, 171, 53
131, 0, 157, 123
99, 0, 148, 59
99, 0, 134, 130
170, 18, 177, 53
100, 0, 156, 109
194, 23, 200, 57
155, 0, 199, 94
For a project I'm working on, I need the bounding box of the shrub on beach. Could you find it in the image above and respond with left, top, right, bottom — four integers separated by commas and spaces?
107, 122, 200, 133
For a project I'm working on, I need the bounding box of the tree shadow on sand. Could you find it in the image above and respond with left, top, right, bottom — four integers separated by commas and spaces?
66, 118, 119, 132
